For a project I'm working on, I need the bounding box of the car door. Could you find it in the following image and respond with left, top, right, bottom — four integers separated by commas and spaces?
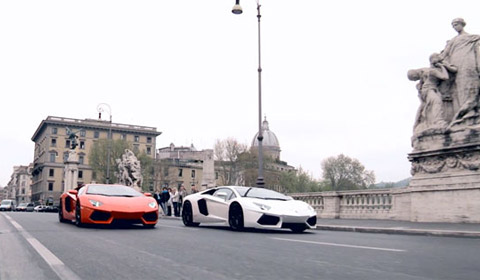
205, 188, 235, 222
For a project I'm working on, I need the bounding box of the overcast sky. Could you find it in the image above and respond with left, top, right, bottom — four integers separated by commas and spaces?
1, 0, 480, 186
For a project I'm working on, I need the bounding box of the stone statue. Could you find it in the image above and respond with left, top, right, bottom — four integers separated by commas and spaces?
115, 149, 143, 190
437, 18, 480, 128
408, 53, 456, 135
66, 127, 79, 150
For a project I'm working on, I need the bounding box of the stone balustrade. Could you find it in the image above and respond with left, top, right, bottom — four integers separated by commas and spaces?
290, 185, 480, 223
290, 189, 394, 220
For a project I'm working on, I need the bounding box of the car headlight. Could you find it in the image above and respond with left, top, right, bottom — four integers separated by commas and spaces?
89, 199, 103, 207
253, 202, 271, 211
148, 201, 157, 209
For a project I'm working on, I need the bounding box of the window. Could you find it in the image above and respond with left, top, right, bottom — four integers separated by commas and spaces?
215, 172, 219, 180
80, 141, 85, 149
52, 127, 57, 134
78, 171, 83, 179
121, 134, 126, 140
163, 167, 169, 176
134, 135, 139, 142
92, 171, 97, 180
80, 130, 86, 137
65, 139, 71, 148
146, 147, 151, 155
79, 156, 84, 164
63, 152, 69, 162
50, 152, 56, 162
147, 137, 152, 143
49, 169, 54, 177
94, 131, 100, 138
178, 169, 183, 177
22, 189, 25, 194
191, 170, 196, 178
51, 138, 57, 147
48, 182, 54, 191
133, 144, 139, 153
213, 188, 235, 201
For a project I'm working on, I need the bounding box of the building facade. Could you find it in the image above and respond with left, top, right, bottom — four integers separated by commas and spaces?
31, 116, 161, 204
156, 143, 215, 192
6, 165, 33, 204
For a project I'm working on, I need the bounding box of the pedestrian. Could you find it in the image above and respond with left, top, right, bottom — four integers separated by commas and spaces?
178, 185, 187, 215
153, 189, 161, 206
160, 187, 170, 216
191, 185, 198, 194
167, 187, 173, 216
171, 187, 180, 217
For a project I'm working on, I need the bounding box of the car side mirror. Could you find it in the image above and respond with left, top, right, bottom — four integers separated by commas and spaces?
144, 193, 152, 197
68, 190, 78, 195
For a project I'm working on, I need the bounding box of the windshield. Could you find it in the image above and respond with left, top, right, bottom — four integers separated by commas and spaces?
86, 185, 142, 197
1, 200, 12, 205
235, 187, 292, 201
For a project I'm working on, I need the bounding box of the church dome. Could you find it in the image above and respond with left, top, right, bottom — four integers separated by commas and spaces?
251, 117, 281, 160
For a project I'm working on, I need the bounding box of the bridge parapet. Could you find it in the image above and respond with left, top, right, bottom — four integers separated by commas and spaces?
290, 189, 394, 219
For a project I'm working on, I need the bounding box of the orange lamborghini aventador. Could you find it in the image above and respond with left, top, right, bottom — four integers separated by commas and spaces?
58, 184, 158, 228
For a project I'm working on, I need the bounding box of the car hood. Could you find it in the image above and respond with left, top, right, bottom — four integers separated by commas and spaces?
242, 197, 315, 216
82, 195, 157, 212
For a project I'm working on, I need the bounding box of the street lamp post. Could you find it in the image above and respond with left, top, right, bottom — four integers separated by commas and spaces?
232, 0, 265, 187
97, 103, 112, 184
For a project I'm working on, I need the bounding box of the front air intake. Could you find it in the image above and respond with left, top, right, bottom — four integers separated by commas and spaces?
257, 214, 280, 225
90, 210, 111, 221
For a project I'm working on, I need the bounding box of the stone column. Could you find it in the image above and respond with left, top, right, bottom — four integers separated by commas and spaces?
321, 192, 340, 219
64, 150, 79, 192
201, 149, 215, 190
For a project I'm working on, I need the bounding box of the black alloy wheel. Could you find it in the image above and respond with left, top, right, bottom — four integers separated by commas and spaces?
228, 203, 244, 231
182, 201, 200, 227
75, 202, 83, 227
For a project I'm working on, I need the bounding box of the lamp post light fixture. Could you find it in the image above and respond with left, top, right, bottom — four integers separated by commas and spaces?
232, 0, 265, 188
97, 103, 112, 184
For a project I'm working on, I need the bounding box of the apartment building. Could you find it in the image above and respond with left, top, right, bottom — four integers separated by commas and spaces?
30, 116, 161, 203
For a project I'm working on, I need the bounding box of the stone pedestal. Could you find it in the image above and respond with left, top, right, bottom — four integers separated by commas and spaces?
64, 151, 79, 192
408, 129, 480, 222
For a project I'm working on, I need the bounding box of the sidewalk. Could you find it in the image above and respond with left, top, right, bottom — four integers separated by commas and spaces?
316, 218, 480, 238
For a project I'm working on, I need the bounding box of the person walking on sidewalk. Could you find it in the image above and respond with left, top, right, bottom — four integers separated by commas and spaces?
159, 187, 170, 216
171, 187, 180, 217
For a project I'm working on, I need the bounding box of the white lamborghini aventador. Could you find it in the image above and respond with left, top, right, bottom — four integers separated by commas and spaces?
181, 186, 317, 232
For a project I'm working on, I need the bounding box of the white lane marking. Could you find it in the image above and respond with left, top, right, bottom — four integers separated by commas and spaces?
3, 214, 82, 280
271, 237, 406, 252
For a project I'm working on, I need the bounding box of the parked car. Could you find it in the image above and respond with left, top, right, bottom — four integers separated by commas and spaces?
26, 203, 35, 212
45, 205, 59, 213
59, 184, 158, 228
16, 202, 28, 211
0, 200, 16, 211
34, 205, 47, 212
182, 186, 317, 232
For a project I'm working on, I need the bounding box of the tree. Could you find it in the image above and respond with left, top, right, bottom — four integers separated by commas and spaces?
214, 138, 248, 185
278, 167, 322, 193
88, 139, 131, 183
321, 154, 375, 190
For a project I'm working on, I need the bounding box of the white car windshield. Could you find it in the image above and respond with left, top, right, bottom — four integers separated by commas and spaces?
86, 185, 142, 197
235, 187, 292, 201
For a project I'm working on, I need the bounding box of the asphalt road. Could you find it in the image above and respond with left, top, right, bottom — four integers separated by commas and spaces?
1, 212, 480, 280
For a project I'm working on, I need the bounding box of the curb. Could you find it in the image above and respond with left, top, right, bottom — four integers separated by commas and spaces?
316, 225, 480, 238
